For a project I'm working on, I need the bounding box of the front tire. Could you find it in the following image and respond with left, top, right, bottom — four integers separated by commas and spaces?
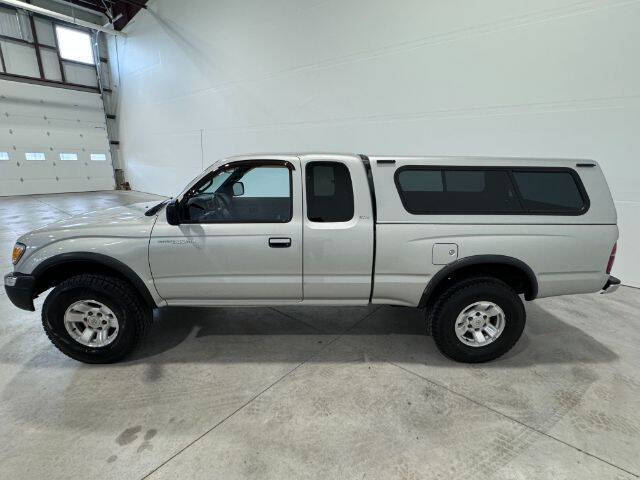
42, 274, 151, 364
430, 277, 525, 363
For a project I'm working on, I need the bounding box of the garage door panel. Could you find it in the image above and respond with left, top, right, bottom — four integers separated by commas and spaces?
0, 108, 107, 125
0, 175, 114, 196
86, 161, 113, 175
2, 129, 109, 152
19, 159, 56, 178
0, 159, 21, 179
0, 80, 114, 196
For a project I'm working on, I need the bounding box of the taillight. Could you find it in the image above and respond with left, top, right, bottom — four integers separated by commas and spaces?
606, 242, 617, 274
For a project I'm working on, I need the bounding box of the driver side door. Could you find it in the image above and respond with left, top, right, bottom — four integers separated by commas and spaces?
149, 158, 303, 305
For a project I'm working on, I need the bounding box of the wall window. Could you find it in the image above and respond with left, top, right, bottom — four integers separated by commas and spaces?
512, 171, 586, 213
25, 152, 46, 161
395, 167, 588, 215
0, 10, 98, 88
184, 164, 292, 223
306, 162, 354, 222
0, 152, 9, 160
90, 153, 107, 161
55, 25, 94, 64
59, 153, 78, 161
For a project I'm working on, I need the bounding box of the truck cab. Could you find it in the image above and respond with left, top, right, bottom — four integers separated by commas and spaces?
150, 154, 375, 306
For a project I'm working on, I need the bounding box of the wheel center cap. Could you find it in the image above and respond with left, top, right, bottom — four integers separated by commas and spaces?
472, 317, 483, 328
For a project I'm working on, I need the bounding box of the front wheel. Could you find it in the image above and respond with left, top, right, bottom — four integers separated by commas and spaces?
42, 274, 151, 363
430, 277, 525, 363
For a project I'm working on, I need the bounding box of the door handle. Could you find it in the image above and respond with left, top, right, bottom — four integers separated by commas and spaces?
269, 237, 291, 248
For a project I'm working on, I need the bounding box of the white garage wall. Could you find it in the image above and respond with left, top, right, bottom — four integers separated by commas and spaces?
113, 0, 640, 286
0, 80, 114, 195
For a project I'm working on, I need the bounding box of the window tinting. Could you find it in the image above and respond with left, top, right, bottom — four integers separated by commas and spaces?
306, 162, 354, 222
513, 171, 585, 213
445, 170, 485, 192
397, 170, 442, 191
185, 165, 291, 223
396, 169, 520, 214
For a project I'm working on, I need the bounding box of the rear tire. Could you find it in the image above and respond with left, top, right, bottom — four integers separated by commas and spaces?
42, 274, 151, 364
430, 277, 525, 363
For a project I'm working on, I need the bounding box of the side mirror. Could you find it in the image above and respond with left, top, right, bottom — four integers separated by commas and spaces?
166, 199, 181, 225
232, 181, 245, 196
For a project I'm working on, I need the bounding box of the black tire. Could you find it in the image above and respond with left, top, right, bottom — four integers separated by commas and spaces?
430, 277, 525, 363
425, 303, 436, 336
42, 274, 151, 364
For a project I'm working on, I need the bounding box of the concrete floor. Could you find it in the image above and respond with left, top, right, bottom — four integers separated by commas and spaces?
1, 191, 639, 480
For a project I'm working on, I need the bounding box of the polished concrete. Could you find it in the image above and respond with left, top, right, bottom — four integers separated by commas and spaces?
1, 191, 639, 480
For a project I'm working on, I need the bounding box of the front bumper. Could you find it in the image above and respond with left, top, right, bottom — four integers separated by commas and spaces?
4, 273, 36, 311
601, 275, 621, 295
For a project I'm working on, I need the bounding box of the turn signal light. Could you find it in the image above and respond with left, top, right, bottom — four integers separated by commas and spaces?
11, 243, 25, 265
606, 242, 617, 274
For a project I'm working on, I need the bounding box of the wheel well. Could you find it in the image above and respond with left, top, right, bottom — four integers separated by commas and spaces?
33, 259, 156, 309
419, 261, 537, 309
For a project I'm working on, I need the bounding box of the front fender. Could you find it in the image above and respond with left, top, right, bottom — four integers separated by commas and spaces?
16, 236, 164, 308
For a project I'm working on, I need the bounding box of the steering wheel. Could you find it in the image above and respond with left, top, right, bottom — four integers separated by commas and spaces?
213, 192, 232, 219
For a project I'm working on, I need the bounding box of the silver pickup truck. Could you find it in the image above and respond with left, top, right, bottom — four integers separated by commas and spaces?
5, 153, 620, 364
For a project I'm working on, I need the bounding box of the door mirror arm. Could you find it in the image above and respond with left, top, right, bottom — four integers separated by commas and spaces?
166, 199, 181, 225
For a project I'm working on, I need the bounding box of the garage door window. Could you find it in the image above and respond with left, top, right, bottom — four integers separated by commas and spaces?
306, 162, 354, 222
90, 153, 106, 161
60, 153, 78, 161
25, 152, 46, 161
0, 152, 9, 160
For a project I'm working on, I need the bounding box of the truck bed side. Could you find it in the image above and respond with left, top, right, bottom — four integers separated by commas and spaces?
368, 156, 618, 306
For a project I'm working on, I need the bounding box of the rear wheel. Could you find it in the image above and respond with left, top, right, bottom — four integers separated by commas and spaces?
42, 274, 151, 364
430, 277, 525, 363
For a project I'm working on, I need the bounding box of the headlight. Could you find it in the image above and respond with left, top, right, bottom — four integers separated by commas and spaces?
12, 243, 26, 265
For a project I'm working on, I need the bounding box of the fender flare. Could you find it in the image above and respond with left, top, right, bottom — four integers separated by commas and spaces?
32, 252, 157, 308
418, 254, 538, 307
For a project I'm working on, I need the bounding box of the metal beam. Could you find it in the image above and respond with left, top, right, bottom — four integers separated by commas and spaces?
46, 0, 108, 16
0, 0, 126, 36
0, 71, 100, 93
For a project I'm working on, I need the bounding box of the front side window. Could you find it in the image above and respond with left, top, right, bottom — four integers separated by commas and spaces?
183, 163, 292, 223
306, 162, 354, 222
396, 169, 520, 214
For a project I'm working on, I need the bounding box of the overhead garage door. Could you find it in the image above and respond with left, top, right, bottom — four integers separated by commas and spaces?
0, 79, 114, 196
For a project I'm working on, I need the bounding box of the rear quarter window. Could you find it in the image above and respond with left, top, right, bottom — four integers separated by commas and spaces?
395, 168, 521, 214
395, 167, 588, 215
512, 171, 586, 213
